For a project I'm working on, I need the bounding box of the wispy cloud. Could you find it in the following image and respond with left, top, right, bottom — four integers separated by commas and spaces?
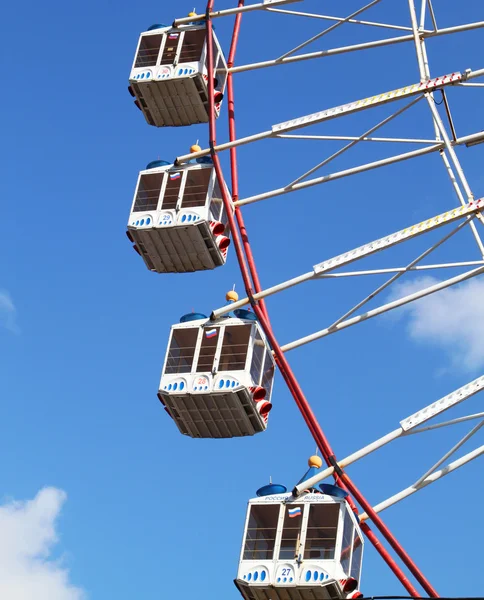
388, 275, 484, 371
0, 488, 85, 599
0, 290, 19, 333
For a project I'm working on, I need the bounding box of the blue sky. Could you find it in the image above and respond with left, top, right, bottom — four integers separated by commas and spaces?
1, 0, 483, 598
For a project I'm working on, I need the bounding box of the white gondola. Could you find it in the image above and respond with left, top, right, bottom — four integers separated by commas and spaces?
235, 465, 364, 600
126, 158, 232, 273
157, 309, 275, 438
128, 22, 227, 127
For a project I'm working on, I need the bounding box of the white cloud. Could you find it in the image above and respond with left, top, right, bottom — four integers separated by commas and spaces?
0, 488, 85, 600
0, 290, 19, 333
388, 275, 484, 370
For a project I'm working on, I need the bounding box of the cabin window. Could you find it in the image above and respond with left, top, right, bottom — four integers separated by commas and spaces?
340, 509, 354, 575
182, 169, 211, 208
261, 353, 275, 397
161, 172, 183, 210
303, 504, 339, 560
179, 29, 206, 63
219, 325, 252, 371
196, 327, 220, 372
279, 505, 304, 560
209, 178, 224, 223
250, 331, 265, 385
350, 530, 363, 582
164, 329, 198, 374
243, 504, 279, 560
159, 32, 180, 65
133, 173, 163, 212
135, 35, 162, 68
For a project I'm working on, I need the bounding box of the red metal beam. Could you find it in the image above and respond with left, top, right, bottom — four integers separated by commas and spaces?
204, 2, 438, 597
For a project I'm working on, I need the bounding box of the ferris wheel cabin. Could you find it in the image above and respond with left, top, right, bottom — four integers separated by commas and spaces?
157, 310, 275, 438
126, 158, 232, 273
128, 23, 227, 127
235, 482, 364, 600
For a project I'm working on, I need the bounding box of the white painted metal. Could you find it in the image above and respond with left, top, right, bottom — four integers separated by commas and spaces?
127, 161, 232, 273
158, 315, 275, 438
276, 134, 438, 144
400, 375, 484, 431
229, 21, 484, 74
265, 7, 416, 32
174, 0, 303, 26
280, 264, 484, 352
129, 25, 226, 127
211, 198, 484, 318
176, 68, 484, 165
293, 374, 484, 495
286, 96, 422, 188
277, 0, 382, 61
325, 216, 469, 332
413, 420, 484, 487
359, 445, 484, 520
236, 492, 364, 600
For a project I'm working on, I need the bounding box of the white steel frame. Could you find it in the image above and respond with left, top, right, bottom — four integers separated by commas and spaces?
177, 0, 484, 525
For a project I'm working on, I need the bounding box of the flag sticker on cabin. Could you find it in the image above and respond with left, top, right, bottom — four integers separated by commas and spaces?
205, 328, 218, 339
168, 33, 179, 39
288, 507, 302, 518
170, 172, 181, 180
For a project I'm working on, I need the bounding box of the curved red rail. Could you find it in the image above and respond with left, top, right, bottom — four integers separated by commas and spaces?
204, 2, 439, 596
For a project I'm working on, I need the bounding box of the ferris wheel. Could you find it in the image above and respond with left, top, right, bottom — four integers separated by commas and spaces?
126, 1, 484, 598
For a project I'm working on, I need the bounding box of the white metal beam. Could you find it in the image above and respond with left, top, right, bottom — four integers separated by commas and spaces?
313, 199, 484, 276
292, 374, 484, 496
173, 0, 303, 25
413, 420, 484, 487
277, 0, 381, 60
400, 375, 484, 431
286, 96, 422, 188
358, 445, 484, 520
280, 264, 484, 352
229, 21, 484, 74
210, 198, 484, 319
265, 7, 416, 32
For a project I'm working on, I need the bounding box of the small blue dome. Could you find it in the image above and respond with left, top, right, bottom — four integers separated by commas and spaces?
146, 159, 171, 170
180, 312, 207, 323
256, 483, 287, 497
319, 483, 349, 498
147, 24, 168, 31
234, 309, 257, 321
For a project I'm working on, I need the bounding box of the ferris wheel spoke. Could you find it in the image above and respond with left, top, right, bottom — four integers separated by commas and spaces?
176, 69, 482, 167
317, 261, 484, 278
293, 374, 484, 496
237, 144, 443, 206
359, 444, 484, 520
276, 0, 382, 61
413, 420, 484, 488
210, 199, 484, 319
276, 134, 437, 143
408, 2, 484, 255
280, 264, 484, 352
266, 6, 416, 32
324, 216, 472, 331
229, 20, 484, 74
174, 0, 303, 26
286, 96, 423, 188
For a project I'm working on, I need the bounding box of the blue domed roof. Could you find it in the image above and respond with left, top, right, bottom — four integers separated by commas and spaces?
256, 483, 287, 497
147, 24, 168, 31
180, 312, 207, 323
146, 159, 171, 170
319, 483, 348, 499
234, 309, 257, 321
